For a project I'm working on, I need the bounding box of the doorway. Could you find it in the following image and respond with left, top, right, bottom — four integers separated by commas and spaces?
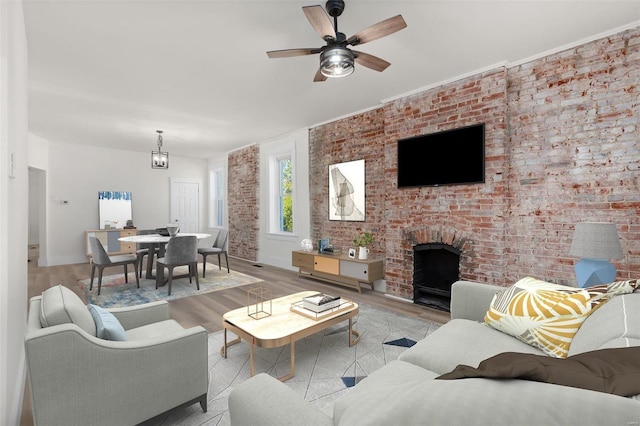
28, 167, 47, 266
169, 178, 200, 233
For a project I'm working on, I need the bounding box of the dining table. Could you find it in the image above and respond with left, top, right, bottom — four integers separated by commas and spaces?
118, 233, 212, 285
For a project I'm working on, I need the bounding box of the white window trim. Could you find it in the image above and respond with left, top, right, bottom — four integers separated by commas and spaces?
208, 162, 226, 229
267, 142, 296, 236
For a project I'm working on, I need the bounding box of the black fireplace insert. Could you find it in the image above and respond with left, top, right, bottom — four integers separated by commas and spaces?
413, 243, 461, 311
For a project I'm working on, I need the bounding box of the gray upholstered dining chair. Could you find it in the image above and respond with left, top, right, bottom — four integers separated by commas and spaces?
88, 236, 139, 295
198, 228, 229, 277
135, 229, 160, 278
156, 235, 199, 296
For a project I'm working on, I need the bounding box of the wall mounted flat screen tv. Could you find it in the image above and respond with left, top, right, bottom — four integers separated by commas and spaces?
397, 123, 485, 188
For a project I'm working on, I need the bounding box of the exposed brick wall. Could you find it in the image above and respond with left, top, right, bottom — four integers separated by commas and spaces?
506, 27, 640, 285
227, 145, 259, 261
383, 68, 508, 298
309, 26, 639, 300
309, 109, 387, 256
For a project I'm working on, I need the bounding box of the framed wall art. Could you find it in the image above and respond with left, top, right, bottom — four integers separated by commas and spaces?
98, 191, 132, 229
328, 159, 365, 221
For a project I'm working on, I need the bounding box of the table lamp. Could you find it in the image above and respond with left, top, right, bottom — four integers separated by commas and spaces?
569, 222, 623, 288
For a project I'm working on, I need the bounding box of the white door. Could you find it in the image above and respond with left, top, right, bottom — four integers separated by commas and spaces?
170, 178, 200, 233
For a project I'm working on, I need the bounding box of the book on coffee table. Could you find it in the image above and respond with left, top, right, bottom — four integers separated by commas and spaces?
302, 294, 340, 312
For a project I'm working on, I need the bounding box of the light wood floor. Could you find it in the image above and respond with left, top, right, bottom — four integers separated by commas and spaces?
22, 245, 449, 425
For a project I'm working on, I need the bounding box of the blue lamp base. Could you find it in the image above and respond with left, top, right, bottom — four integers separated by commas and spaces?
575, 258, 616, 288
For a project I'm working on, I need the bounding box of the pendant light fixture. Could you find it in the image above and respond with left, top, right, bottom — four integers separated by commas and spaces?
151, 130, 169, 169
320, 46, 355, 78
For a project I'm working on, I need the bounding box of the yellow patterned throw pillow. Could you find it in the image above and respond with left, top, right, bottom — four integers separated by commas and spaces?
484, 277, 639, 358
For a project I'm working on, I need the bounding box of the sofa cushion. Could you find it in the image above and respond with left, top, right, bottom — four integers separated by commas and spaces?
484, 277, 638, 358
333, 369, 640, 426
125, 319, 185, 340
40, 285, 96, 336
436, 347, 640, 397
398, 319, 543, 374
569, 292, 640, 356
333, 360, 438, 424
87, 304, 127, 341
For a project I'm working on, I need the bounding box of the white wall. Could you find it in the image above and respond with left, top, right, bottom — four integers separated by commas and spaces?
27, 133, 48, 170
258, 128, 310, 270
44, 141, 208, 265
0, 1, 29, 424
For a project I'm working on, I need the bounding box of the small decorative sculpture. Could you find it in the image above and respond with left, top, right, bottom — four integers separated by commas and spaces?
301, 238, 313, 252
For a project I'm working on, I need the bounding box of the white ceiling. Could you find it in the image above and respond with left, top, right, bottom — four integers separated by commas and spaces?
23, 1, 640, 159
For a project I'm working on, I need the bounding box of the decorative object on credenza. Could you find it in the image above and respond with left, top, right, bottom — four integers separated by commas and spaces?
151, 130, 169, 169
569, 222, 623, 288
318, 238, 330, 254
353, 231, 373, 260
301, 238, 313, 252
247, 287, 272, 320
329, 159, 365, 221
124, 220, 136, 229
358, 247, 369, 260
348, 248, 356, 259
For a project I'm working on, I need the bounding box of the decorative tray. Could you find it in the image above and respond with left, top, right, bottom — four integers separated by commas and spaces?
290, 299, 354, 320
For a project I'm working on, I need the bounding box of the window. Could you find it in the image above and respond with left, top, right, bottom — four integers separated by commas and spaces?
267, 151, 295, 235
278, 157, 293, 233
209, 168, 224, 228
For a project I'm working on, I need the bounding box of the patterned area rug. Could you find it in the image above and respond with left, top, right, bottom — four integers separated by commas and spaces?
141, 302, 441, 425
78, 264, 263, 308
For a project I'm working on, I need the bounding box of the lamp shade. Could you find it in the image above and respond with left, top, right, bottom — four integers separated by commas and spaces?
569, 222, 623, 260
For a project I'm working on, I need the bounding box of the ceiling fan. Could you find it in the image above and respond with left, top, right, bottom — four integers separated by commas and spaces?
267, 0, 407, 82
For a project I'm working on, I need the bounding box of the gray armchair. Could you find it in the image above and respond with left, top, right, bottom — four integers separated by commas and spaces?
25, 285, 208, 426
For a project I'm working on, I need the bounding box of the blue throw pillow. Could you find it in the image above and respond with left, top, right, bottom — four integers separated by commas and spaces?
87, 304, 127, 341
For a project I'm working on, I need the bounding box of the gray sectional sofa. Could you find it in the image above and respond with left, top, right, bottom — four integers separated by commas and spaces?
229, 280, 640, 426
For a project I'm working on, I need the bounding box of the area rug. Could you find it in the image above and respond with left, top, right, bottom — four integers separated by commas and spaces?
141, 302, 441, 426
78, 264, 263, 308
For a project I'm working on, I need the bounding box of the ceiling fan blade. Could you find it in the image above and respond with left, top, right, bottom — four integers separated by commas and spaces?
353, 51, 391, 72
313, 68, 328, 82
347, 15, 407, 46
267, 48, 319, 58
303, 5, 336, 41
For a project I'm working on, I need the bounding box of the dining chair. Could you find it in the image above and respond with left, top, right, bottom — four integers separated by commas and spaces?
88, 236, 140, 295
156, 235, 199, 296
198, 229, 229, 277
135, 229, 160, 278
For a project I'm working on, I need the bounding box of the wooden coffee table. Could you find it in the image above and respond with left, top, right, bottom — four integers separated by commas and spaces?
221, 291, 360, 381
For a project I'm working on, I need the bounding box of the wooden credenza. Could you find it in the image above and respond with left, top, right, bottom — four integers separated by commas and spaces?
292, 250, 383, 293
85, 228, 137, 259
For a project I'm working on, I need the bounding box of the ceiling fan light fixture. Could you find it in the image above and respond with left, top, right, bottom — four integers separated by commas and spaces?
320, 47, 354, 78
